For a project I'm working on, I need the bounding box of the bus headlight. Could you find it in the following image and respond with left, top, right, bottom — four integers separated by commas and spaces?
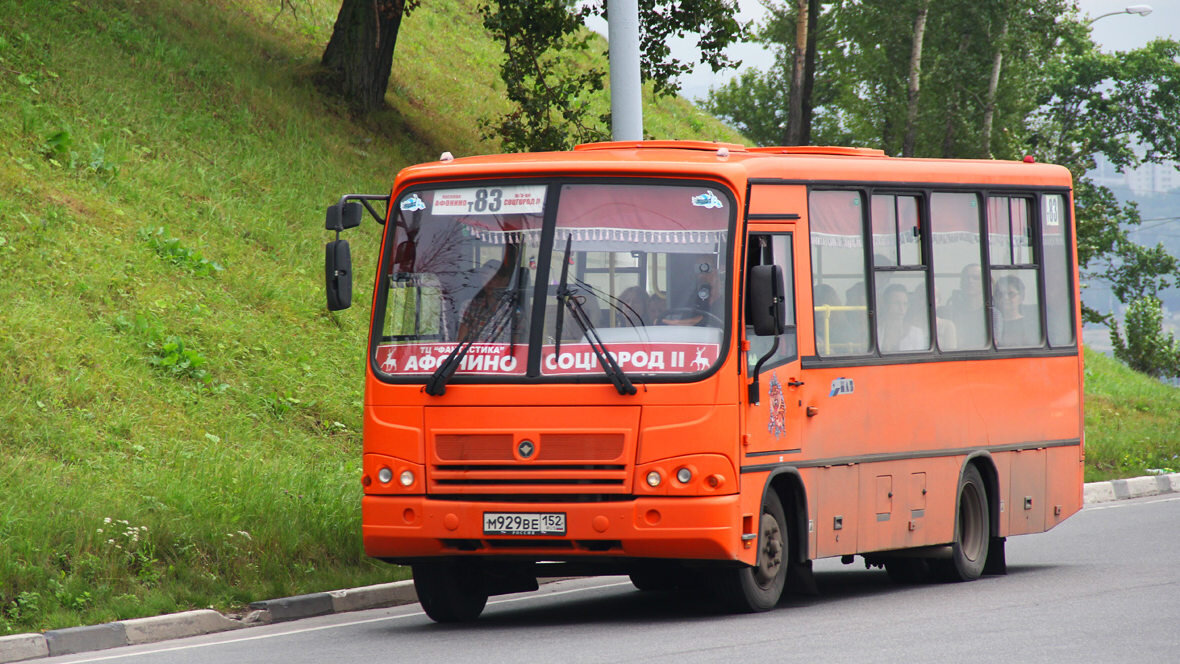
676, 467, 693, 484
377, 467, 393, 484
399, 470, 415, 487
646, 471, 663, 488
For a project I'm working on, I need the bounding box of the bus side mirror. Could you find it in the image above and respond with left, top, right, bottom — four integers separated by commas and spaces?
749, 264, 785, 336
326, 201, 363, 231
325, 239, 353, 311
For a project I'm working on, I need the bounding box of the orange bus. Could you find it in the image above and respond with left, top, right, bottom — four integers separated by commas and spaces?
324, 141, 1084, 622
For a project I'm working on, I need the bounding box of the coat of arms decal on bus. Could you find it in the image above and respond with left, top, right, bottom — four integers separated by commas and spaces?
767, 374, 786, 438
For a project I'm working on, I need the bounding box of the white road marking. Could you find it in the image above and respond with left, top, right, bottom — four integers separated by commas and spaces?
57, 580, 634, 663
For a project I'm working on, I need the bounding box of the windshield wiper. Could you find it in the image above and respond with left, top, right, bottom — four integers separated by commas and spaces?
555, 236, 637, 396
425, 284, 518, 396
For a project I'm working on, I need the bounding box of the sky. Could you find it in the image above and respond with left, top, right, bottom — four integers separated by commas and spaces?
657, 0, 1180, 103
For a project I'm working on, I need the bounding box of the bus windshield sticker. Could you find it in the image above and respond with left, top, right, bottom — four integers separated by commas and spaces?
829, 377, 854, 397
767, 374, 786, 438
399, 193, 426, 212
431, 185, 547, 216
691, 190, 724, 209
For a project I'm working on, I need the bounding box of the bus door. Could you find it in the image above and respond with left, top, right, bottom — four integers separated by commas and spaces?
742, 184, 807, 461
743, 230, 803, 460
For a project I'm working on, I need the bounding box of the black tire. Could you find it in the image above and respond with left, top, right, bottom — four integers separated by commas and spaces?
711, 491, 788, 612
412, 561, 489, 623
932, 464, 990, 582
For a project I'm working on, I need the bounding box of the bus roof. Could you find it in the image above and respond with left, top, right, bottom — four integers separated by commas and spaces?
392, 141, 1073, 192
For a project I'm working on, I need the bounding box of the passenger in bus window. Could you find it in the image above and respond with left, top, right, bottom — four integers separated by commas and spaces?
878, 284, 926, 352
617, 286, 649, 326
945, 264, 987, 349
994, 275, 1037, 347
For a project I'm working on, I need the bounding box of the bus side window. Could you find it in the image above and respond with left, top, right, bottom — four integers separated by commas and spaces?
747, 234, 797, 372
809, 190, 870, 356
872, 194, 931, 354
988, 196, 1043, 349
931, 193, 988, 350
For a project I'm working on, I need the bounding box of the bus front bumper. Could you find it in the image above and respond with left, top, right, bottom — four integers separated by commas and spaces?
362, 494, 744, 562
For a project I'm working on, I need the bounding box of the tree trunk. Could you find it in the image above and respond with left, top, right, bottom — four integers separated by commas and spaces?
981, 8, 1010, 158
322, 0, 408, 113
902, 0, 930, 157
784, 0, 810, 145
800, 0, 818, 144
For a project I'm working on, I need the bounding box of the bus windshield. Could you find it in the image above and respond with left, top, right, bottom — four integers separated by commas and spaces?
375, 180, 732, 381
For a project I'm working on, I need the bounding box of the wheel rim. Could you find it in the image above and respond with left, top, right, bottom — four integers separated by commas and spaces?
754, 512, 784, 588
959, 481, 986, 563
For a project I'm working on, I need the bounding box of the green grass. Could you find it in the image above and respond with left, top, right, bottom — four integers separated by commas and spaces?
0, 0, 738, 635
1083, 348, 1180, 482
0, 0, 1174, 637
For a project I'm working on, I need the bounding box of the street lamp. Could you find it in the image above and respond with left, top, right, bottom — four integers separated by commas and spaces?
1087, 4, 1152, 25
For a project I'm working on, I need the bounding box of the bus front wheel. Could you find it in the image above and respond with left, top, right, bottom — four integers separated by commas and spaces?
933, 464, 990, 582
711, 491, 788, 612
412, 561, 489, 623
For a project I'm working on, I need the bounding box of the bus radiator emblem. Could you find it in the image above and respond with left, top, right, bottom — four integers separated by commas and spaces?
517, 439, 536, 458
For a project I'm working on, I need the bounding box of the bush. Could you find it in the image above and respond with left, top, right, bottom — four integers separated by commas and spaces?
1110, 296, 1180, 380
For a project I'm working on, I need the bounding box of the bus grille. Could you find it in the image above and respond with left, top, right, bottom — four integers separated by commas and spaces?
429, 433, 630, 493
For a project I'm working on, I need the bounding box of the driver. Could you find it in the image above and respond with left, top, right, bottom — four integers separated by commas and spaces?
660, 261, 722, 326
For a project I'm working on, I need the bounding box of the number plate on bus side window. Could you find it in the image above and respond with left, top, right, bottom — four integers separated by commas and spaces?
483, 512, 566, 536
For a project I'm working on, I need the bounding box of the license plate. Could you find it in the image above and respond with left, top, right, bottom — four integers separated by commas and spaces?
483, 512, 566, 536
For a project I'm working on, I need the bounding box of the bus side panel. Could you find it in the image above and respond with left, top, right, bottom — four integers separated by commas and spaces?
814, 464, 859, 557
1044, 443, 1084, 531
1007, 448, 1047, 536
855, 458, 959, 554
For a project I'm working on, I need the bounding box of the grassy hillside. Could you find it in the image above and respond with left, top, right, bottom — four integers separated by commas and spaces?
0, 0, 738, 634
1083, 349, 1180, 482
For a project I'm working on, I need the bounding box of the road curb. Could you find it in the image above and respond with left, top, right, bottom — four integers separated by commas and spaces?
1082, 472, 1180, 504
0, 581, 417, 663
3, 474, 1179, 663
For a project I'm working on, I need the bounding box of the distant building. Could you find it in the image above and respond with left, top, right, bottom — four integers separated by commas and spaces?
1090, 155, 1180, 196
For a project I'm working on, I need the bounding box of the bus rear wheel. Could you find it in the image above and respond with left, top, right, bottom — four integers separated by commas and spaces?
711, 491, 788, 612
412, 561, 489, 623
932, 464, 989, 582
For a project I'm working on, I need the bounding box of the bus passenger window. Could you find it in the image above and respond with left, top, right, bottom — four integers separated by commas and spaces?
872, 194, 930, 354
931, 193, 987, 350
988, 197, 1043, 349
810, 190, 870, 356
1042, 194, 1074, 346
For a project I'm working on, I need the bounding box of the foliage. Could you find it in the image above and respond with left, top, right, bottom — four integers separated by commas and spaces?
139, 227, 225, 276
1027, 36, 1180, 319
706, 0, 1180, 368
479, 0, 608, 152
481, 0, 747, 152
1109, 297, 1180, 380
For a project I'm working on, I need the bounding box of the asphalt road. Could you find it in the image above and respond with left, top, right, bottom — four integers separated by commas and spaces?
42, 494, 1180, 664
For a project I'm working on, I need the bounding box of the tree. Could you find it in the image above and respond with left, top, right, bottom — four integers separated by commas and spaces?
321, 0, 418, 112
901, 0, 930, 157
1027, 33, 1180, 320
481, 0, 747, 152
1110, 296, 1180, 380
